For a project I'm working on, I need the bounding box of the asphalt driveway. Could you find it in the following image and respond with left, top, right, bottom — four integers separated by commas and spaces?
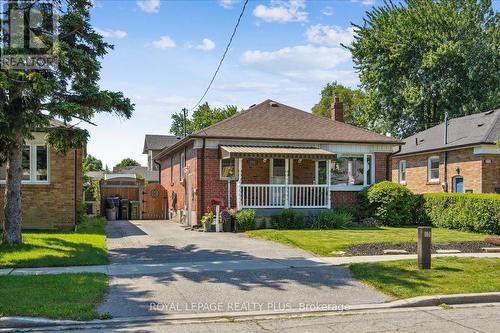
99, 220, 389, 317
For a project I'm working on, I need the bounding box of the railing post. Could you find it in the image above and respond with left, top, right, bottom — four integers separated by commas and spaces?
327, 159, 331, 208
236, 158, 242, 210
285, 159, 290, 208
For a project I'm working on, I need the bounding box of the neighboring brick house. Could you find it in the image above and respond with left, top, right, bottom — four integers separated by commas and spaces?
0, 121, 84, 230
143, 134, 180, 171
391, 109, 500, 194
155, 98, 402, 226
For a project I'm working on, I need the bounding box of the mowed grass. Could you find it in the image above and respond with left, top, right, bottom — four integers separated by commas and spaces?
350, 257, 500, 299
0, 217, 108, 268
0, 273, 109, 320
246, 227, 488, 256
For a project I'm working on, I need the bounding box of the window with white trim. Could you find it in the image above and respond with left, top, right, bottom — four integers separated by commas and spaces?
220, 158, 238, 180
428, 156, 440, 182
399, 160, 406, 183
317, 154, 374, 189
0, 144, 49, 184
180, 151, 185, 181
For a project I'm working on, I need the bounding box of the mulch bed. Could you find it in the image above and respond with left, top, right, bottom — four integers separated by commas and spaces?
345, 241, 491, 256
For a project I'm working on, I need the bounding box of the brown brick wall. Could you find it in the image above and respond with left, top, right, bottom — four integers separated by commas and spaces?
481, 154, 500, 193
375, 152, 389, 182
0, 148, 83, 230
331, 191, 358, 207
242, 158, 269, 184
391, 148, 494, 193
293, 159, 315, 184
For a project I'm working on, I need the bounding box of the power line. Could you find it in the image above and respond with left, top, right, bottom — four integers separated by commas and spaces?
189, 0, 249, 112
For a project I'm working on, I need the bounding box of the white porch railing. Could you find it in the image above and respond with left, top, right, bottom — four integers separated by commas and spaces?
237, 184, 330, 209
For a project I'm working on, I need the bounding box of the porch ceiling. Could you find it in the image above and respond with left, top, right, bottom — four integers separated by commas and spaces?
220, 145, 336, 160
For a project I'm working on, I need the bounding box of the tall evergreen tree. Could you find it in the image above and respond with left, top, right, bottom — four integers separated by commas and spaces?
349, 0, 499, 138
0, 0, 134, 244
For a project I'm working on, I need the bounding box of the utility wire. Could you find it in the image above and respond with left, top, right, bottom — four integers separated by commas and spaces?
189, 0, 249, 112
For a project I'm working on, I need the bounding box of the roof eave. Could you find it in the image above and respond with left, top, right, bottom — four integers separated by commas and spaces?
394, 142, 495, 157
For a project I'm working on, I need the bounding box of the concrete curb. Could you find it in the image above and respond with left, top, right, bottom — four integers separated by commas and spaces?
2, 293, 500, 332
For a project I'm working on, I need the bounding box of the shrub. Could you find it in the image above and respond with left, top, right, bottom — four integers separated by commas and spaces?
485, 237, 500, 246
271, 209, 306, 229
366, 181, 415, 226
235, 209, 256, 231
310, 209, 353, 229
423, 193, 500, 235
76, 200, 86, 224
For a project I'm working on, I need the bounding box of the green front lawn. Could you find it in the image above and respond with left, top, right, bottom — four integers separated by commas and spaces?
246, 227, 488, 256
0, 217, 108, 268
0, 273, 109, 320
350, 257, 500, 299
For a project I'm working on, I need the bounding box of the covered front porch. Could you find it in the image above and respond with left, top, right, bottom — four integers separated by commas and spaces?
220, 146, 336, 210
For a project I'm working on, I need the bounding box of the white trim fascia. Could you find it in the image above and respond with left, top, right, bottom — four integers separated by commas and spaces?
194, 138, 396, 153
473, 145, 500, 155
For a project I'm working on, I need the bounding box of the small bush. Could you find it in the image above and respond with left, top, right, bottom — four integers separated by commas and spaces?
310, 209, 353, 229
271, 209, 306, 229
485, 237, 500, 246
76, 200, 86, 225
423, 193, 500, 234
366, 181, 415, 226
235, 209, 256, 231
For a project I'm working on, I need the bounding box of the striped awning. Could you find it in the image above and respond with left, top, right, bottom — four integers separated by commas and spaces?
220, 145, 336, 160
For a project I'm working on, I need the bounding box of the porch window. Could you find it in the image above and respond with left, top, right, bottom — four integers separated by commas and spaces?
399, 160, 406, 183
428, 156, 439, 182
316, 160, 327, 184
220, 158, 238, 180
325, 154, 374, 190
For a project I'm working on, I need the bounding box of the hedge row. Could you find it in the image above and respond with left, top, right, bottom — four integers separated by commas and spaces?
360, 181, 500, 235
421, 193, 500, 235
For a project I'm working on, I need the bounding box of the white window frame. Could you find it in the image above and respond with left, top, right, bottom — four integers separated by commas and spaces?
427, 156, 440, 183
180, 151, 185, 181
318, 154, 375, 191
220, 158, 239, 181
399, 160, 407, 184
0, 144, 50, 185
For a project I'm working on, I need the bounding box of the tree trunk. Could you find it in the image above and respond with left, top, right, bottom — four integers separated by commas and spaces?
3, 135, 23, 245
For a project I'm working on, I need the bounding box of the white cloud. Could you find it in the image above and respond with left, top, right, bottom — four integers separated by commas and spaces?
241, 44, 354, 83
95, 28, 127, 39
306, 25, 356, 47
351, 0, 375, 5
152, 36, 176, 49
195, 38, 216, 51
137, 0, 160, 13
253, 0, 308, 23
322, 6, 333, 16
219, 0, 239, 8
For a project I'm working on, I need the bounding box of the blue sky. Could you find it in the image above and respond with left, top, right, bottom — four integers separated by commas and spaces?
83, 0, 398, 167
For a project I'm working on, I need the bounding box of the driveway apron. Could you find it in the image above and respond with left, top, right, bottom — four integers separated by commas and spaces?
99, 220, 389, 317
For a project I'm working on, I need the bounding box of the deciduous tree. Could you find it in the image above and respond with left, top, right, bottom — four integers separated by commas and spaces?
170, 103, 237, 137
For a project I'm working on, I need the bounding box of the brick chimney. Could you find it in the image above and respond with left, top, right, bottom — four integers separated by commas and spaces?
332, 93, 344, 122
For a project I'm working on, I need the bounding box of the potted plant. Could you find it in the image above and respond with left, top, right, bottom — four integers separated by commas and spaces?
201, 207, 214, 232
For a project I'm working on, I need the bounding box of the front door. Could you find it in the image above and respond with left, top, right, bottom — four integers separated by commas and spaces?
142, 183, 167, 219
453, 176, 464, 193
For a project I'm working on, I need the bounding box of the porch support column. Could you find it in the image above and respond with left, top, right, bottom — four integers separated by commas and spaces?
285, 159, 290, 208
327, 159, 332, 209
236, 158, 242, 210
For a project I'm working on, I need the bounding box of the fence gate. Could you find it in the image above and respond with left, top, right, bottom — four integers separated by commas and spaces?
142, 183, 167, 220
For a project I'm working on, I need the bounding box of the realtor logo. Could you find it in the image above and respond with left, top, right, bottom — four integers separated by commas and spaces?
0, 0, 57, 69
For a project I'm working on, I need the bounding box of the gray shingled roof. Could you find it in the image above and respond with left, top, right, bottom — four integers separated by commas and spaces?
143, 135, 180, 153
396, 108, 500, 156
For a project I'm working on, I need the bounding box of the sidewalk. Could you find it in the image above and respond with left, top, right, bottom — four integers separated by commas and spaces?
2, 252, 499, 277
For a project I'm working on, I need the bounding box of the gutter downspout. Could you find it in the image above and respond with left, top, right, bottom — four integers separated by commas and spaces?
199, 138, 206, 227
154, 160, 161, 184
386, 145, 402, 180
442, 112, 449, 192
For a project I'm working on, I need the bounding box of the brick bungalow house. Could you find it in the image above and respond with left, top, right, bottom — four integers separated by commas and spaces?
0, 120, 84, 230
391, 109, 500, 194
155, 99, 402, 225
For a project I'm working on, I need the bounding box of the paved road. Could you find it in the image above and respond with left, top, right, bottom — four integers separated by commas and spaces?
68, 304, 500, 332
98, 220, 389, 317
